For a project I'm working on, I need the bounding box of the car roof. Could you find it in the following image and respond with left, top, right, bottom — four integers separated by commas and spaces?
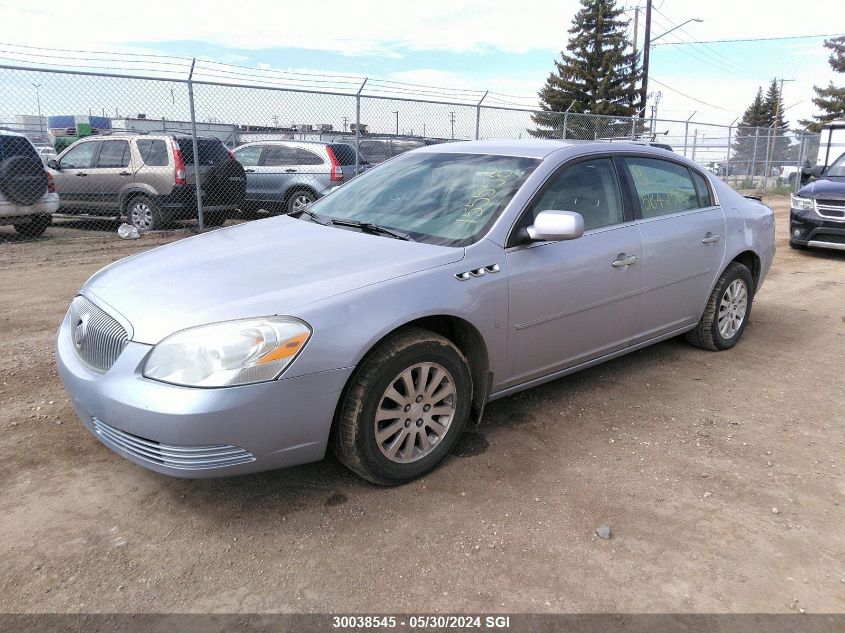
413, 139, 675, 159
0, 129, 29, 138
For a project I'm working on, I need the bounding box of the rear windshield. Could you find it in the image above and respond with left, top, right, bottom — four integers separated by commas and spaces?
0, 135, 39, 161
176, 138, 230, 165
328, 143, 361, 165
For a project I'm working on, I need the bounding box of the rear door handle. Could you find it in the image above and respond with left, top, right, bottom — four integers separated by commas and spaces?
702, 233, 721, 243
612, 255, 638, 268
119, 171, 131, 176
244, 168, 256, 173
75, 172, 87, 177
284, 168, 297, 173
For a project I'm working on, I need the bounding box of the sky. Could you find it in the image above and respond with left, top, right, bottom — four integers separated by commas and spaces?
0, 0, 842, 131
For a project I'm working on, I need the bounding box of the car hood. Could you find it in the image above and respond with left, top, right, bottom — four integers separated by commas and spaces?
798, 177, 845, 199
83, 216, 465, 344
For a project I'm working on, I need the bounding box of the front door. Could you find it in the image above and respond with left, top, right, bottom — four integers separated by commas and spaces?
53, 140, 99, 209
504, 157, 643, 389
621, 156, 727, 341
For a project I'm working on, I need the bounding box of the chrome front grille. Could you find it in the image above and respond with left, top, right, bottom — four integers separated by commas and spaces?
69, 295, 128, 372
92, 418, 256, 470
816, 200, 845, 220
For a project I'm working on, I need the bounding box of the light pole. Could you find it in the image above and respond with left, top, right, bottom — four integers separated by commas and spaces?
32, 83, 43, 142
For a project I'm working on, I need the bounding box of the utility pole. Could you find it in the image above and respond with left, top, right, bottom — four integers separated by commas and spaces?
631, 6, 639, 110
449, 111, 456, 140
638, 0, 652, 118
342, 116, 348, 132
393, 110, 399, 136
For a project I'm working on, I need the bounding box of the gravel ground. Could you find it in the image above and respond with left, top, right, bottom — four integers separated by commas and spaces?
0, 197, 843, 614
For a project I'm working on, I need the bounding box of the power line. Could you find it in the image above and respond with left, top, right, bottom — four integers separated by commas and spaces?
649, 77, 739, 113
654, 32, 844, 46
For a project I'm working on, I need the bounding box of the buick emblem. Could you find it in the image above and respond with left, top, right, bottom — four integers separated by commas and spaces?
73, 313, 90, 349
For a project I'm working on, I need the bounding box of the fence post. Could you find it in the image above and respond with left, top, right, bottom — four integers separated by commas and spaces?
354, 77, 368, 176
750, 128, 760, 186
630, 116, 636, 140
691, 129, 698, 162
725, 124, 733, 183
682, 111, 696, 158
187, 59, 204, 231
762, 127, 772, 192
795, 133, 806, 193
475, 91, 488, 141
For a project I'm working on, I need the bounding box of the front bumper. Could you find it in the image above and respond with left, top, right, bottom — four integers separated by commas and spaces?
789, 208, 845, 251
56, 309, 352, 478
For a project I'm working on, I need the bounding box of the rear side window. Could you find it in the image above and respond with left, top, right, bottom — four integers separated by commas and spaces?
328, 143, 359, 165
262, 146, 299, 166
0, 135, 40, 161
294, 148, 324, 165
176, 138, 230, 165
624, 157, 699, 218
96, 140, 129, 168
136, 139, 169, 166
233, 145, 262, 167
690, 170, 713, 207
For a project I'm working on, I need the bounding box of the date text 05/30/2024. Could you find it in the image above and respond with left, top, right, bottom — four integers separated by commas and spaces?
332, 615, 512, 629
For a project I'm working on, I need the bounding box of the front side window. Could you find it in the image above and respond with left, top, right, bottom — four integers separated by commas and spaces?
308, 152, 539, 246
625, 157, 699, 218
233, 145, 262, 167
60, 142, 97, 169
526, 158, 624, 231
96, 140, 129, 168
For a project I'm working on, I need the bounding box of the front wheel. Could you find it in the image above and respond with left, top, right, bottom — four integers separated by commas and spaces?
13, 214, 51, 238
686, 262, 754, 351
286, 190, 316, 215
333, 328, 473, 485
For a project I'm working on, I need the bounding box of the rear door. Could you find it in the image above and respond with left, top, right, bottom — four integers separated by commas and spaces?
53, 140, 99, 208
621, 156, 726, 341
255, 144, 299, 203
88, 139, 131, 212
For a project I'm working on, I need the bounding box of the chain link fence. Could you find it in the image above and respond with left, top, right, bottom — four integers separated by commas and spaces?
0, 63, 821, 243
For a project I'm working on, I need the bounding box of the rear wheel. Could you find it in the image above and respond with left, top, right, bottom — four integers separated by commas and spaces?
286, 190, 316, 215
13, 214, 51, 238
333, 328, 473, 485
126, 195, 165, 232
686, 262, 754, 351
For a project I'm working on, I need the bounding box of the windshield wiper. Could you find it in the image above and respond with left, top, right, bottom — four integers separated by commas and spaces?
330, 218, 414, 241
288, 208, 330, 225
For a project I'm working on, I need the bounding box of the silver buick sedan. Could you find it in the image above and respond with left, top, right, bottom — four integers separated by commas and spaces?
57, 140, 775, 485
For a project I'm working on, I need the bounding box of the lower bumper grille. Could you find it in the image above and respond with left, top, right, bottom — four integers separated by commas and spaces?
92, 418, 255, 470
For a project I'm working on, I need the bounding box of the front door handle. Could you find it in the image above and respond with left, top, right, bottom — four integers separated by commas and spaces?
119, 171, 131, 176
284, 168, 297, 173
702, 233, 722, 244
612, 255, 638, 268
75, 172, 88, 177
244, 168, 256, 173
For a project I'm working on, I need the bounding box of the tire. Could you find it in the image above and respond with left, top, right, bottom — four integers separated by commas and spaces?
13, 214, 50, 238
685, 262, 754, 351
203, 210, 227, 227
333, 327, 473, 485
286, 189, 316, 215
0, 156, 48, 205
789, 240, 808, 251
125, 195, 165, 232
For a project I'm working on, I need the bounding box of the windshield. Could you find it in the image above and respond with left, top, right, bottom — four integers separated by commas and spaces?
827, 152, 845, 177
307, 151, 539, 246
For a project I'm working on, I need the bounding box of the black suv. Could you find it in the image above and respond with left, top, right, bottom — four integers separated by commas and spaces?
790, 151, 845, 251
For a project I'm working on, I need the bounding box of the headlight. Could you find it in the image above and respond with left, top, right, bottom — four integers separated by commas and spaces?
143, 317, 311, 387
790, 194, 815, 213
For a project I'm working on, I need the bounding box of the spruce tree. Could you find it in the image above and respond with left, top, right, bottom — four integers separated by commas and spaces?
761, 79, 792, 163
802, 36, 845, 131
732, 87, 767, 175
529, 0, 640, 139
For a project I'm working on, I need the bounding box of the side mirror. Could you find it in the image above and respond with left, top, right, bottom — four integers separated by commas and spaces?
810, 165, 825, 178
47, 158, 59, 170
520, 210, 585, 243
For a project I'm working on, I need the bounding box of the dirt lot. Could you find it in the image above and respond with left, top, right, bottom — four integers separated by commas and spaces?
0, 197, 843, 614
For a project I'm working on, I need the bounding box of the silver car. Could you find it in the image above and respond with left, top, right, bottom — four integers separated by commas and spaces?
233, 140, 364, 215
56, 140, 775, 485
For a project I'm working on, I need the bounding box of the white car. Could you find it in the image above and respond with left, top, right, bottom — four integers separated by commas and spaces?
0, 131, 60, 237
